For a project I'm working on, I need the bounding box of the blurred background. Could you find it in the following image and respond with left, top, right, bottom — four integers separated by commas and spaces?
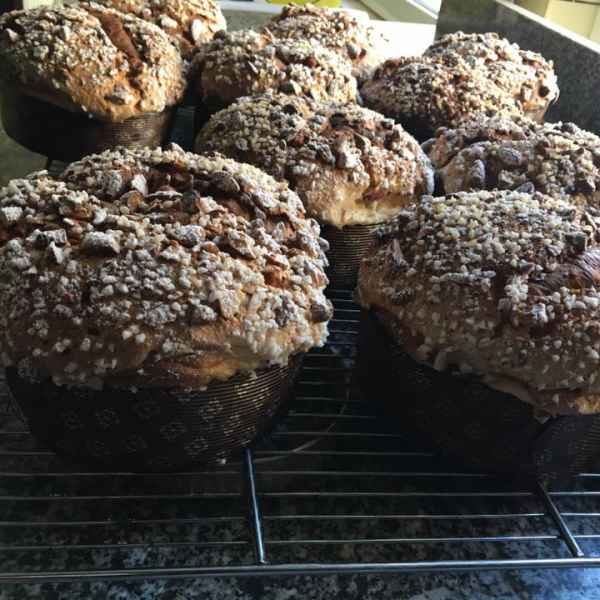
516, 0, 600, 45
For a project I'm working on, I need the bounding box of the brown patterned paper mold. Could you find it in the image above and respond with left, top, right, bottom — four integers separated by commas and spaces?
320, 223, 384, 289
0, 4, 186, 161
356, 190, 600, 484
357, 311, 600, 485
1, 88, 176, 164
192, 31, 358, 131
196, 93, 434, 289
0, 145, 331, 470
7, 355, 302, 471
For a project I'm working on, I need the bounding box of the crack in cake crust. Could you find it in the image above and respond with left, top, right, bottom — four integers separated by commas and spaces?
92, 0, 226, 59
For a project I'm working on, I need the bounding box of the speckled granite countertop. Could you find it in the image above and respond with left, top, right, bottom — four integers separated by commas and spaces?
5, 569, 600, 600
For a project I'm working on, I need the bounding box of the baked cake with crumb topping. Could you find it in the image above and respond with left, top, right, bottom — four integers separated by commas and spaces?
261, 3, 385, 81
0, 3, 186, 122
193, 30, 358, 114
358, 189, 600, 415
0, 145, 332, 389
196, 93, 434, 228
425, 32, 558, 123
426, 114, 600, 201
360, 55, 523, 142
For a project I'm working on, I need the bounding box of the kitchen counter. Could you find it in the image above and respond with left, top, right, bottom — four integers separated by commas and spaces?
2, 370, 600, 600
5, 569, 600, 599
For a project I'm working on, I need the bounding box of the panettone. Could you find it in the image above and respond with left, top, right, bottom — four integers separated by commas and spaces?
0, 3, 186, 122
360, 55, 522, 142
261, 3, 385, 81
425, 32, 558, 123
427, 115, 600, 201
193, 30, 358, 115
0, 145, 332, 389
358, 190, 600, 415
196, 93, 433, 227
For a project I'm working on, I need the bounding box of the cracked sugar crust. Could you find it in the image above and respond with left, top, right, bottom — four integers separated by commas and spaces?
196, 93, 434, 227
92, 0, 226, 59
360, 55, 523, 141
425, 32, 559, 121
0, 145, 332, 389
0, 3, 186, 122
261, 3, 386, 81
357, 190, 600, 416
427, 114, 600, 201
193, 30, 358, 113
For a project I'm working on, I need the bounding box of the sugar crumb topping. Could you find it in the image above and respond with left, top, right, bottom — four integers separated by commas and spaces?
194, 30, 357, 110
0, 3, 186, 121
360, 55, 523, 137
261, 3, 384, 79
425, 31, 559, 112
358, 190, 600, 414
92, 0, 226, 58
428, 114, 600, 200
196, 92, 434, 225
0, 145, 331, 387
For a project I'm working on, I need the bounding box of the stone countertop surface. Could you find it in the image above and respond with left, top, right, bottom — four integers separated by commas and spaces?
5, 571, 600, 600
2, 441, 600, 600
2, 399, 600, 600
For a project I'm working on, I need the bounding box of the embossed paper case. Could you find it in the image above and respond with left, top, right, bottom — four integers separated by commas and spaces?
2, 89, 176, 164
7, 356, 302, 471
358, 312, 600, 485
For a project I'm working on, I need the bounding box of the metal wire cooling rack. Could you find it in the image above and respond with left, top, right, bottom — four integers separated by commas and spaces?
2, 290, 600, 584
3, 107, 600, 584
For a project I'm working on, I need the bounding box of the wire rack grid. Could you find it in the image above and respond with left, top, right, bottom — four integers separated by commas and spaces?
2, 290, 600, 584
2, 108, 600, 583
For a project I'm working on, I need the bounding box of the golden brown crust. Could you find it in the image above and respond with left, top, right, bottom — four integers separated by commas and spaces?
424, 32, 559, 121
0, 145, 331, 389
427, 114, 600, 202
261, 3, 384, 81
193, 30, 358, 112
196, 93, 434, 227
360, 55, 523, 140
92, 0, 226, 59
0, 4, 186, 122
357, 190, 600, 416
